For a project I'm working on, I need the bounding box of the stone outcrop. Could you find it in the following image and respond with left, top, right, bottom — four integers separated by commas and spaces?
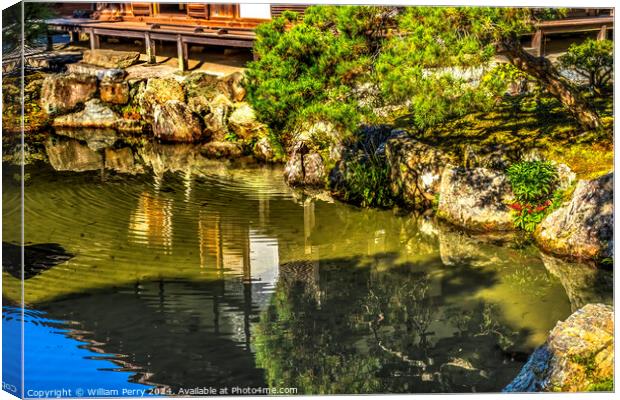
201, 141, 243, 159
152, 100, 203, 143
535, 172, 613, 261
138, 77, 185, 121
82, 49, 140, 69
201, 94, 233, 140
504, 304, 613, 392
53, 99, 119, 129
385, 135, 456, 209
437, 166, 515, 231
253, 137, 278, 162
100, 78, 130, 104
219, 71, 246, 102
40, 73, 98, 115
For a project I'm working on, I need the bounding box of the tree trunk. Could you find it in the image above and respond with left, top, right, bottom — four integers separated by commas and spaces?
502, 38, 601, 131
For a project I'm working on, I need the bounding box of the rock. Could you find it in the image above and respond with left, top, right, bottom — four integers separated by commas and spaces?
66, 62, 127, 81
385, 135, 456, 209
228, 103, 264, 140
437, 166, 515, 231
152, 100, 204, 143
504, 304, 613, 392
219, 71, 246, 101
53, 99, 119, 129
138, 77, 185, 122
201, 141, 243, 159
100, 79, 129, 104
555, 163, 577, 191
183, 72, 229, 102
535, 172, 613, 261
82, 49, 140, 69
253, 137, 277, 162
40, 73, 98, 115
45, 138, 102, 172
201, 94, 233, 140
284, 152, 326, 187
540, 253, 613, 312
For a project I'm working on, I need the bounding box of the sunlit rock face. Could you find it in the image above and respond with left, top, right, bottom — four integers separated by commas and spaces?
99, 79, 130, 105
504, 303, 613, 392
540, 253, 613, 312
40, 73, 98, 115
385, 136, 455, 210
437, 166, 515, 232
152, 100, 204, 143
535, 172, 613, 262
138, 77, 185, 122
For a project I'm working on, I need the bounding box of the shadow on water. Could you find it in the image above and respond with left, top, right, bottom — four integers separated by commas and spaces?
2, 242, 74, 279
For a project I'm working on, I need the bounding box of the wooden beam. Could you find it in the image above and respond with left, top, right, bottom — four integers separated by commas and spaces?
597, 25, 608, 40
177, 34, 188, 71
88, 28, 100, 50
531, 29, 543, 57
145, 32, 156, 64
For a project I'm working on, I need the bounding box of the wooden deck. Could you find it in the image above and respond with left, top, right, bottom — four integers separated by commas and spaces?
532, 16, 613, 56
47, 18, 257, 71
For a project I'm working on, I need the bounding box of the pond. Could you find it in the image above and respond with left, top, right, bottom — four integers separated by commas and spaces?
2, 133, 613, 395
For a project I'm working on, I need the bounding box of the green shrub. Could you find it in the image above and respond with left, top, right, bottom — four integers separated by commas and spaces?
559, 39, 613, 94
506, 160, 558, 232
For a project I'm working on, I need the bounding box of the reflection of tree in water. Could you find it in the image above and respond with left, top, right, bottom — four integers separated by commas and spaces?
253, 255, 528, 394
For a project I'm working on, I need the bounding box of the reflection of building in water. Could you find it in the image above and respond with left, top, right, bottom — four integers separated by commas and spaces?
128, 192, 174, 253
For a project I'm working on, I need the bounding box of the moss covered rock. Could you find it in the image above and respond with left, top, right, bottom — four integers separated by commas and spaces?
504, 304, 613, 392
40, 73, 98, 115
152, 100, 204, 143
138, 78, 185, 122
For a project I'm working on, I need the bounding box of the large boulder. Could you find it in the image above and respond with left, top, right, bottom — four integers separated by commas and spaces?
437, 166, 515, 231
284, 151, 326, 187
82, 49, 140, 69
253, 137, 278, 162
40, 73, 98, 115
201, 94, 233, 141
138, 77, 185, 121
201, 141, 243, 159
228, 103, 264, 140
53, 99, 119, 129
504, 304, 613, 392
385, 135, 456, 209
152, 100, 204, 143
535, 172, 613, 261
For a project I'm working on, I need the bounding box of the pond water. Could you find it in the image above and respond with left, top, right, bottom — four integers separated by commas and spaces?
2, 134, 613, 395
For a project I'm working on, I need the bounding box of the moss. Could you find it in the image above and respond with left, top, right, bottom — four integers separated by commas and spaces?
394, 92, 613, 179
587, 377, 613, 392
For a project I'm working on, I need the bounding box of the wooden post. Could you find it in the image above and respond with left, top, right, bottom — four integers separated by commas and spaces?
46, 30, 54, 51
531, 29, 543, 57
145, 32, 156, 64
177, 35, 188, 71
88, 29, 100, 50
69, 31, 79, 43
597, 25, 608, 41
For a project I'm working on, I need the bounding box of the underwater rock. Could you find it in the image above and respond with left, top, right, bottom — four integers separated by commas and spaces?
201, 141, 243, 159
45, 138, 102, 171
2, 242, 74, 279
437, 166, 515, 232
40, 73, 98, 115
82, 49, 140, 69
504, 303, 613, 392
152, 100, 204, 143
540, 253, 613, 312
385, 135, 456, 209
535, 172, 613, 262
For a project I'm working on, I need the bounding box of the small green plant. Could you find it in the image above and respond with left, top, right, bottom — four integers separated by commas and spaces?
559, 39, 613, 95
506, 160, 558, 232
342, 154, 393, 208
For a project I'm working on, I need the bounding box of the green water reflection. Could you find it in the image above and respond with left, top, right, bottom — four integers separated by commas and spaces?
2, 134, 612, 393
